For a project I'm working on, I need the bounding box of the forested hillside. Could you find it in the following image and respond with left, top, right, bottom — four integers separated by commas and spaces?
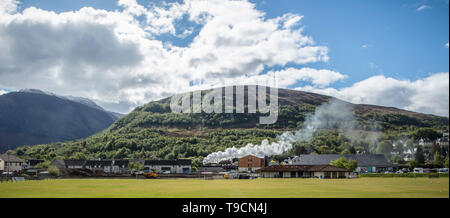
10, 87, 448, 167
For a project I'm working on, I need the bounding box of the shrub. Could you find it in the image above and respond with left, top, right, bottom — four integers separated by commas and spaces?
48, 166, 60, 177
330, 157, 358, 171
34, 161, 51, 169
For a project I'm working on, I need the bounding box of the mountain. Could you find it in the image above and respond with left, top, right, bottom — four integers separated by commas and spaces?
19, 89, 124, 120
0, 90, 122, 152
10, 86, 448, 166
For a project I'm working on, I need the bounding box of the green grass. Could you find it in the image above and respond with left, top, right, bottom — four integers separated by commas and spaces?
0, 178, 448, 198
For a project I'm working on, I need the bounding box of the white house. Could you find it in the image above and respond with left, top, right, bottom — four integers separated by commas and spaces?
64, 160, 85, 169
144, 159, 192, 174
0, 154, 25, 172
112, 160, 129, 174
84, 160, 113, 173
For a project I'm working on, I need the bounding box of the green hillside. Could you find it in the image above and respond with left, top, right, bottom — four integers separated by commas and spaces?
10, 87, 448, 167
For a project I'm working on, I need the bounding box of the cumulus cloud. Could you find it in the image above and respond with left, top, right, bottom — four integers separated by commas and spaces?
0, 0, 18, 14
244, 68, 346, 88
181, 67, 347, 94
1, 0, 446, 117
0, 0, 329, 113
296, 73, 450, 117
446, 42, 449, 48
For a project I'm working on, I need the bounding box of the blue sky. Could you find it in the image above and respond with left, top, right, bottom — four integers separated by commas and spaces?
258, 0, 450, 87
1, 0, 449, 116
16, 0, 449, 88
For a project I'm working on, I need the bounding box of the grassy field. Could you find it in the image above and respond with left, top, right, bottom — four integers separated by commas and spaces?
0, 177, 448, 198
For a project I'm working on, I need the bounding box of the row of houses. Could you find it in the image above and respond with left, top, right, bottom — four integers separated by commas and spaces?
419, 137, 449, 155
1, 155, 193, 175
50, 159, 192, 174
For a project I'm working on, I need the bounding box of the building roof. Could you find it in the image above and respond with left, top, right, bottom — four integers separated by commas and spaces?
260, 165, 350, 172
84, 160, 112, 167
113, 160, 130, 166
63, 159, 86, 166
52, 159, 131, 168
292, 154, 395, 167
198, 166, 226, 173
129, 159, 145, 164
238, 155, 264, 159
27, 159, 45, 166
144, 159, 192, 166
308, 165, 350, 172
0, 154, 25, 163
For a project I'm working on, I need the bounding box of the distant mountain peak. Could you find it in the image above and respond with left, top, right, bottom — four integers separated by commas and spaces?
15, 89, 123, 118
19, 88, 53, 95
0, 90, 127, 152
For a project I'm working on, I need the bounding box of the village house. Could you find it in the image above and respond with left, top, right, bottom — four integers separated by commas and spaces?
291, 154, 395, 173
436, 137, 449, 147
419, 138, 434, 147
0, 154, 25, 173
51, 159, 131, 174
84, 160, 113, 173
64, 160, 85, 169
417, 133, 449, 157
238, 155, 268, 172
112, 160, 130, 174
144, 159, 192, 174
26, 158, 45, 169
418, 138, 436, 155
259, 165, 351, 178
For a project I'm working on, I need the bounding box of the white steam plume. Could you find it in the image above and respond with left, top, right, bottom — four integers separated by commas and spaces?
203, 99, 358, 164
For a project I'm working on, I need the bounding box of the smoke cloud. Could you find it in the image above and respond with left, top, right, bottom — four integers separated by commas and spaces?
292, 99, 357, 142
203, 99, 359, 164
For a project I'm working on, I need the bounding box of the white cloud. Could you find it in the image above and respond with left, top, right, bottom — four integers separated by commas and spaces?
1, 0, 445, 117
118, 0, 146, 16
266, 68, 347, 88
446, 42, 449, 48
0, 0, 329, 113
0, 0, 18, 14
417, 5, 431, 11
0, 90, 7, 95
296, 73, 450, 117
187, 67, 346, 91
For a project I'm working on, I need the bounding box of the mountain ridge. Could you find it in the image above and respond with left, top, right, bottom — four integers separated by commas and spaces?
17, 89, 124, 119
0, 91, 122, 152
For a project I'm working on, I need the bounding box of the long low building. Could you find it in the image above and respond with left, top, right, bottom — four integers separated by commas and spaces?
260, 165, 351, 179
291, 154, 396, 173
144, 159, 192, 174
51, 159, 192, 174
